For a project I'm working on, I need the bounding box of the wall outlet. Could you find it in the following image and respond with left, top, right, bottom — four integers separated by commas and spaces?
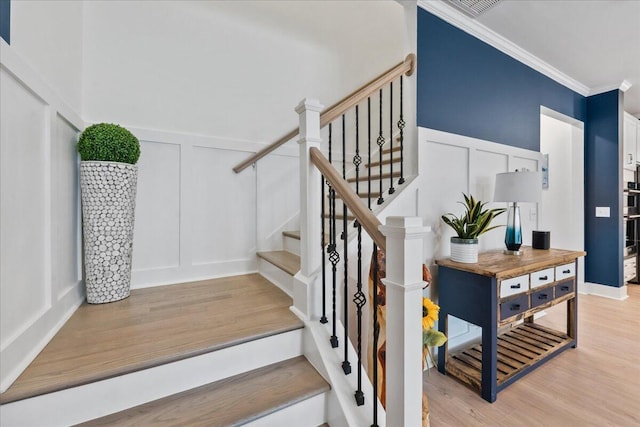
595, 207, 610, 218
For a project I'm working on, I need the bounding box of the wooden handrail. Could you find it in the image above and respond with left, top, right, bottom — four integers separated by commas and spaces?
310, 147, 385, 251
233, 53, 416, 173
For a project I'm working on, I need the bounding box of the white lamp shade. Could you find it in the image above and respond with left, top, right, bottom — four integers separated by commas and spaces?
494, 171, 542, 203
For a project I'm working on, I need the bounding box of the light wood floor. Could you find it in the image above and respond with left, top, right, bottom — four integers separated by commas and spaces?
425, 285, 640, 426
1, 274, 303, 403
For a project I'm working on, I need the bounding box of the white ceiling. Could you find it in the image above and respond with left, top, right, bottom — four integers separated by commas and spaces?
451, 0, 640, 116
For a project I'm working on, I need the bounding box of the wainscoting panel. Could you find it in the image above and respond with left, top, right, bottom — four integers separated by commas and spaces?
127, 127, 299, 287
191, 146, 257, 265
0, 65, 49, 346
51, 114, 81, 300
418, 127, 542, 348
0, 41, 85, 392
132, 140, 181, 271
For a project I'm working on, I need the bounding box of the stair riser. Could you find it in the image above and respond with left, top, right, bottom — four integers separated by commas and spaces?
0, 330, 303, 427
258, 259, 295, 295
243, 392, 327, 427
284, 235, 301, 256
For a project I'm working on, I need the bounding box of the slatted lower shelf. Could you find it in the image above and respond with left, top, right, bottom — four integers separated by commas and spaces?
446, 322, 572, 393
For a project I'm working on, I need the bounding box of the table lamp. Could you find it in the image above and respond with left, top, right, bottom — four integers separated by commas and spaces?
493, 170, 542, 255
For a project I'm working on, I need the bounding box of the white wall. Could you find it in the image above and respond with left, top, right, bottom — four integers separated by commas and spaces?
9, 0, 83, 113
0, 40, 84, 392
82, 0, 404, 143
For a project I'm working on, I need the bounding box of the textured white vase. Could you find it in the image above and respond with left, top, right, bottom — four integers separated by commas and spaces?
80, 161, 138, 304
450, 237, 478, 263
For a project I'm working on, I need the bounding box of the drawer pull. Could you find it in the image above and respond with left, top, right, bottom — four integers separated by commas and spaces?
560, 285, 570, 291
510, 284, 521, 289
538, 275, 548, 280
562, 269, 570, 274
538, 294, 548, 300
511, 304, 521, 311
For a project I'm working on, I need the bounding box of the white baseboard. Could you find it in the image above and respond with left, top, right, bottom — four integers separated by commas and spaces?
579, 282, 629, 300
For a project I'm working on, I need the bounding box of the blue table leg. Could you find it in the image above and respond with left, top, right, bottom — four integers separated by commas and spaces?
481, 277, 498, 403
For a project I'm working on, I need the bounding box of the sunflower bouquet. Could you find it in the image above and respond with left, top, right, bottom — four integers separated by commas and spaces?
422, 297, 447, 372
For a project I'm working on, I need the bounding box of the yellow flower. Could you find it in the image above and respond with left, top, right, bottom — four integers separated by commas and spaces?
422, 297, 439, 330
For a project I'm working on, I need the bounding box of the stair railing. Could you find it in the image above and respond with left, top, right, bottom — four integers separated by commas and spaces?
296, 99, 428, 427
232, 54, 415, 174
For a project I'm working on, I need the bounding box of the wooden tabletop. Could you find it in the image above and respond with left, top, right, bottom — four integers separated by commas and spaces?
436, 247, 586, 279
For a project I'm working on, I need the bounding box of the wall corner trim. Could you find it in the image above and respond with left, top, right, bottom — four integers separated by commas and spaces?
417, 0, 590, 96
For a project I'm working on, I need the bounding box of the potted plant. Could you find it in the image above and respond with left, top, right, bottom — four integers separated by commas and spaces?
441, 193, 505, 263
78, 123, 141, 303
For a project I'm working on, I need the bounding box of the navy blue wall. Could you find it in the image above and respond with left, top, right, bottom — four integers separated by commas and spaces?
417, 9, 585, 151
585, 90, 623, 287
0, 0, 9, 44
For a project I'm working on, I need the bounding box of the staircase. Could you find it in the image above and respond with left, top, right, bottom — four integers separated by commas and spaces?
258, 140, 405, 294
0, 275, 330, 426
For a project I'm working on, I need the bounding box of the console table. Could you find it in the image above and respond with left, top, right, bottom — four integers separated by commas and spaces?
435, 247, 586, 402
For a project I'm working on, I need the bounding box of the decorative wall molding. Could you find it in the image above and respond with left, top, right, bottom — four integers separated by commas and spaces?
0, 40, 85, 392
417, 0, 590, 96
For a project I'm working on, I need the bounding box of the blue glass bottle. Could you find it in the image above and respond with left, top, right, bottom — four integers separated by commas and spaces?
505, 204, 522, 252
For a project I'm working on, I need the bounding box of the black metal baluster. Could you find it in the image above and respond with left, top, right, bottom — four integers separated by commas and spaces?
342, 114, 351, 375
367, 97, 372, 210
328, 123, 339, 348
371, 244, 379, 427
388, 81, 395, 195
377, 89, 385, 205
320, 176, 328, 324
398, 75, 406, 185
353, 105, 365, 404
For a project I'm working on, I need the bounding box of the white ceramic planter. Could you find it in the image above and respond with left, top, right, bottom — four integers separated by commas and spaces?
450, 237, 478, 263
80, 161, 138, 304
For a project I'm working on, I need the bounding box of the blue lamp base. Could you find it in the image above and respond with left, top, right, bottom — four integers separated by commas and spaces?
504, 204, 522, 255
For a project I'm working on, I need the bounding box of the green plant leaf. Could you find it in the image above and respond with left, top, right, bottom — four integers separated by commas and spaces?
441, 193, 506, 239
423, 329, 448, 347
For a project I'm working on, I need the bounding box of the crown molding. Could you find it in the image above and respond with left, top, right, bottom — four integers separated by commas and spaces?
417, 0, 590, 96
589, 80, 633, 96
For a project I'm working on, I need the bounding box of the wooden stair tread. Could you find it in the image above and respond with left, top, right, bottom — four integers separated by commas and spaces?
77, 356, 330, 427
347, 171, 401, 183
0, 274, 303, 404
333, 191, 383, 199
257, 250, 301, 276
282, 230, 300, 240
382, 145, 402, 154
366, 157, 402, 168
323, 213, 356, 221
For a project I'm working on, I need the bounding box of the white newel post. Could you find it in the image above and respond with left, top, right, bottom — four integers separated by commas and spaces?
380, 216, 429, 427
293, 98, 324, 320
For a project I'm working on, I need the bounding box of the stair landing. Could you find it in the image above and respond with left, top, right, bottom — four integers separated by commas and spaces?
0, 274, 303, 404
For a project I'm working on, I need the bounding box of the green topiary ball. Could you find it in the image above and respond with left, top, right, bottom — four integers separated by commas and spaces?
78, 123, 141, 165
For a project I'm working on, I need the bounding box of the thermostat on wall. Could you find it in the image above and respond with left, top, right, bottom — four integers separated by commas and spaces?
595, 207, 610, 217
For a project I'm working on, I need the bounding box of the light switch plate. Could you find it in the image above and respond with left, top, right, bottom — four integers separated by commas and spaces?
595, 207, 610, 217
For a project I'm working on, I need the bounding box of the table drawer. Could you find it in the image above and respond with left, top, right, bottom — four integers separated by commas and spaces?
531, 287, 553, 308
555, 280, 574, 298
500, 294, 529, 320
530, 267, 555, 289
555, 263, 575, 281
500, 274, 529, 298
